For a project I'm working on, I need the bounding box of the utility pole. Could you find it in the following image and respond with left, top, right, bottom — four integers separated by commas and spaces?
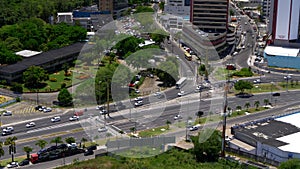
221, 71, 229, 158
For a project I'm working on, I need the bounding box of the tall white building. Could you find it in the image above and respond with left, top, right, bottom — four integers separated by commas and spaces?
262, 0, 271, 18
269, 0, 300, 47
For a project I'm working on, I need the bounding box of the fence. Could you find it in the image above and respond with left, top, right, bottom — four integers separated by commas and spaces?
0, 99, 16, 108
226, 147, 280, 167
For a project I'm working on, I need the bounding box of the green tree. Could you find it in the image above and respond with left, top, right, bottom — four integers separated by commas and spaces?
58, 88, 73, 107
81, 137, 88, 148
234, 80, 253, 94
279, 159, 300, 169
191, 128, 222, 162
0, 141, 4, 158
51, 137, 63, 146
65, 137, 76, 144
35, 140, 48, 150
236, 106, 241, 110
196, 111, 204, 119
254, 100, 260, 110
159, 2, 165, 11
23, 66, 48, 89
4, 136, 17, 162
23, 146, 33, 159
10, 82, 23, 93
264, 99, 269, 106
166, 120, 171, 130
244, 102, 251, 111
62, 63, 69, 75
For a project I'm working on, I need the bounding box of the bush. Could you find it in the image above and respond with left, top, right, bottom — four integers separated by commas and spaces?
61, 83, 67, 89
11, 82, 23, 93
232, 68, 253, 77
16, 97, 21, 102
49, 77, 57, 82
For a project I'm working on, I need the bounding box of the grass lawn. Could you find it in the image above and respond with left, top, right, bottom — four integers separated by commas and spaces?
0, 156, 26, 167
138, 125, 169, 138
56, 148, 257, 169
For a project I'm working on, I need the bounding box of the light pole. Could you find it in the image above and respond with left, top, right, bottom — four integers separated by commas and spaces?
270, 82, 274, 103
284, 74, 291, 92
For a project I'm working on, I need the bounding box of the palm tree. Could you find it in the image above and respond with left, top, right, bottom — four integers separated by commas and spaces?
264, 99, 269, 106
254, 101, 260, 110
196, 111, 204, 119
130, 127, 136, 134
4, 136, 17, 162
81, 137, 88, 148
51, 137, 63, 146
244, 102, 250, 111
166, 120, 171, 129
236, 105, 242, 111
23, 146, 33, 160
0, 142, 4, 158
35, 140, 48, 150
65, 137, 76, 144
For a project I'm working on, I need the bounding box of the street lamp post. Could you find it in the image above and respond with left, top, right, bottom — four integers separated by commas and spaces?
270, 82, 274, 103
284, 75, 291, 92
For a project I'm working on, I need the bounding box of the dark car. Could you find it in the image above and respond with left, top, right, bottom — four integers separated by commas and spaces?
19, 159, 30, 166
84, 150, 94, 156
57, 144, 68, 149
86, 145, 97, 151
35, 105, 42, 110
272, 92, 280, 96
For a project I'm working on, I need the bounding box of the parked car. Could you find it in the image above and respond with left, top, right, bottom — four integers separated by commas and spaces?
272, 92, 280, 96
189, 125, 200, 131
26, 122, 36, 128
6, 162, 18, 168
86, 145, 97, 151
99, 109, 108, 115
19, 159, 29, 166
51, 116, 61, 122
35, 105, 42, 111
98, 126, 108, 132
2, 111, 12, 116
134, 97, 143, 101
69, 116, 79, 121
43, 107, 52, 113
134, 100, 143, 107
84, 150, 94, 156
177, 91, 185, 97
2, 130, 12, 136
174, 114, 182, 120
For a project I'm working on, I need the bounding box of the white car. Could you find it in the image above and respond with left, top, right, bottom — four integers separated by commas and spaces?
99, 109, 108, 115
96, 105, 105, 110
135, 89, 140, 94
134, 97, 143, 101
69, 116, 79, 121
177, 91, 185, 97
51, 116, 61, 122
174, 114, 182, 120
3, 126, 14, 132
26, 122, 36, 128
43, 107, 52, 113
6, 161, 18, 168
189, 125, 199, 131
134, 100, 143, 107
2, 111, 12, 116
98, 126, 108, 132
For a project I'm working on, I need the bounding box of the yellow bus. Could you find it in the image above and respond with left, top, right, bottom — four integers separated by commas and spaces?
185, 52, 192, 61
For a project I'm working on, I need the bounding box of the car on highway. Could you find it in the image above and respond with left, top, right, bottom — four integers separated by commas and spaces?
2, 111, 12, 116
134, 97, 143, 101
69, 115, 79, 121
26, 122, 36, 128
272, 92, 280, 96
99, 109, 108, 115
154, 92, 163, 98
96, 105, 105, 111
2, 130, 12, 136
177, 91, 185, 97
134, 100, 143, 107
3, 126, 14, 132
51, 116, 61, 122
174, 114, 182, 120
253, 79, 261, 84
6, 161, 18, 168
98, 126, 108, 132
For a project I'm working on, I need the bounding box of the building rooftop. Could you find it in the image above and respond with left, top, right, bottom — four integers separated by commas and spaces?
15, 50, 42, 58
264, 46, 300, 57
234, 112, 300, 153
0, 42, 85, 74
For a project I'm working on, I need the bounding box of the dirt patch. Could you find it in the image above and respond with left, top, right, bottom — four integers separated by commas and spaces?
138, 77, 160, 95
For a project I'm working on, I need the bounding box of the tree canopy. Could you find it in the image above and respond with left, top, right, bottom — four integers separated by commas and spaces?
234, 80, 253, 93
279, 159, 300, 169
23, 66, 49, 89
58, 88, 73, 107
191, 128, 222, 162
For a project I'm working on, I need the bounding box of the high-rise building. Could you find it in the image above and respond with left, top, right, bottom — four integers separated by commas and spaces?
190, 0, 229, 33
164, 0, 191, 20
269, 0, 300, 47
262, 0, 271, 19
98, 0, 128, 17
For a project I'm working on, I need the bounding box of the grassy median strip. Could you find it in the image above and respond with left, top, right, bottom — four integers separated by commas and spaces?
16, 128, 84, 144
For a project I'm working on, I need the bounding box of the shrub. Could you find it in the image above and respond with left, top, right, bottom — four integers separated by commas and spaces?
49, 78, 57, 82
61, 83, 67, 89
65, 71, 72, 76
83, 66, 89, 70
16, 97, 21, 102
11, 82, 23, 93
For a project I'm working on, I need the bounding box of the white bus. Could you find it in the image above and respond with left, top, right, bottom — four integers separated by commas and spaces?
176, 77, 187, 89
